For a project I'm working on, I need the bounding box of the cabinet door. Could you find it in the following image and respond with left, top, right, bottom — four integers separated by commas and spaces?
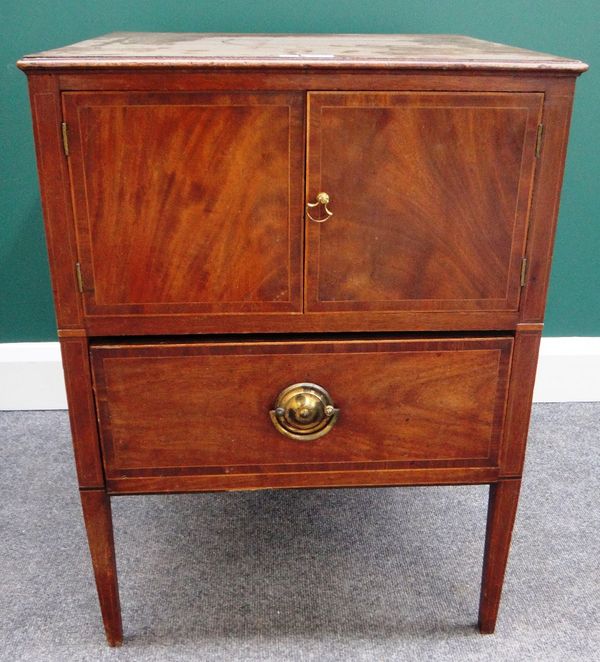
306, 92, 543, 312
63, 92, 304, 315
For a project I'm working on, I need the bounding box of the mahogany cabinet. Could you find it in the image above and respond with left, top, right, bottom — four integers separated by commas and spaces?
18, 33, 587, 645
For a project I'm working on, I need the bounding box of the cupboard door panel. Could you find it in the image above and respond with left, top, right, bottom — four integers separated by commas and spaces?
63, 92, 304, 315
306, 92, 543, 312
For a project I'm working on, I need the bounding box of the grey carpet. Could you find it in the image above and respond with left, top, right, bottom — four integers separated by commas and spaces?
0, 404, 598, 661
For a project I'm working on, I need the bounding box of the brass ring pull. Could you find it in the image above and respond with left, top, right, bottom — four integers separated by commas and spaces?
270, 383, 339, 441
306, 192, 333, 223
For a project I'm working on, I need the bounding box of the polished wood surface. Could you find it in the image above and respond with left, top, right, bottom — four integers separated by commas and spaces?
20, 33, 586, 642
499, 326, 543, 476
18, 33, 588, 72
520, 78, 578, 322
54, 71, 576, 93
81, 310, 521, 336
60, 337, 104, 487
306, 91, 541, 312
64, 91, 304, 314
79, 490, 122, 646
91, 337, 512, 476
107, 466, 500, 495
479, 479, 522, 633
26, 71, 576, 337
27, 74, 83, 329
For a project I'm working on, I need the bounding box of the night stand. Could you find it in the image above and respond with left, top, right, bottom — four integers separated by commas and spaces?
18, 33, 587, 645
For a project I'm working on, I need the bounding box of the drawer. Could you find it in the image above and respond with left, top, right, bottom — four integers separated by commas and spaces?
91, 337, 512, 479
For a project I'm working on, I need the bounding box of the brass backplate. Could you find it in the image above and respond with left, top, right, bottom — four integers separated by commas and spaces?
269, 382, 339, 441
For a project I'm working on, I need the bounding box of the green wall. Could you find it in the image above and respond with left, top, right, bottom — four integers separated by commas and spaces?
2, 1, 598, 340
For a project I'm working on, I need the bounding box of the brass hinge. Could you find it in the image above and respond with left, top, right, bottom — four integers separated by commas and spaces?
520, 257, 528, 287
61, 122, 69, 157
535, 123, 543, 158
75, 262, 84, 293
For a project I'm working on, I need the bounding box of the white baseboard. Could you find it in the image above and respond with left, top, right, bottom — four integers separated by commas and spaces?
0, 338, 599, 410
532, 337, 600, 403
0, 342, 67, 410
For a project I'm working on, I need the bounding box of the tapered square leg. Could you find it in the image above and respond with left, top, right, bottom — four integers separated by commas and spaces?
478, 478, 521, 634
79, 489, 123, 646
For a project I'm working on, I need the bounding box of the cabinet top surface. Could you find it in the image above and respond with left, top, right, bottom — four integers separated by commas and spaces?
18, 32, 588, 72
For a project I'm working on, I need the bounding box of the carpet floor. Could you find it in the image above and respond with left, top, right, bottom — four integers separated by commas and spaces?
0, 404, 598, 661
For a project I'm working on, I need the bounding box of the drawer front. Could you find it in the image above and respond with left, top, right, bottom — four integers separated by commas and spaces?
91, 337, 512, 478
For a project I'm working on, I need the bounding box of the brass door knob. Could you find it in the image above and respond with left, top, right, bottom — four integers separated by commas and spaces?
269, 383, 339, 441
306, 192, 333, 223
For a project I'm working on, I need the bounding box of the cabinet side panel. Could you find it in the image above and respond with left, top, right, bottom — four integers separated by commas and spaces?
60, 337, 105, 487
26, 74, 82, 328
520, 77, 576, 322
498, 326, 542, 476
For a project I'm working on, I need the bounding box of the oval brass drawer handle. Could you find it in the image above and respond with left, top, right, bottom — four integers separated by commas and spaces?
270, 382, 339, 441
306, 191, 333, 223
